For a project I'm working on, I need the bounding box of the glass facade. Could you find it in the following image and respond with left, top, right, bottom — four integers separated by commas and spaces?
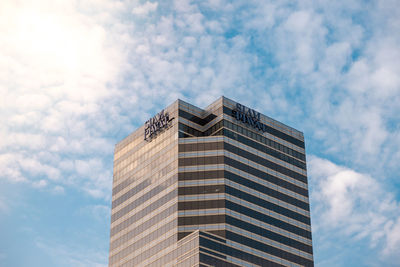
109, 97, 313, 266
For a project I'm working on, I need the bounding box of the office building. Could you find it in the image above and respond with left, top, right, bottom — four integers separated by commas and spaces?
109, 96, 313, 266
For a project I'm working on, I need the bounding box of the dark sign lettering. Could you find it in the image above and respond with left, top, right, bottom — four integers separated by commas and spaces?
232, 103, 267, 132
144, 109, 174, 140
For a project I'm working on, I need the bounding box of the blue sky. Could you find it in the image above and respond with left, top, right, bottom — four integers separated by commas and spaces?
0, 0, 399, 266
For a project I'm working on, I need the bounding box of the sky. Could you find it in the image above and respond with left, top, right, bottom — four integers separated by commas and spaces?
0, 0, 399, 266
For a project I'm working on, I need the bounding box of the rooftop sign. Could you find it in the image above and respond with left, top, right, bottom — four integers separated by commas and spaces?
232, 103, 266, 132
144, 109, 174, 140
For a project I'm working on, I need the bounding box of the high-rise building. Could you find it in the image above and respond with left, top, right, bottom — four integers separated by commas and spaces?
109, 97, 313, 267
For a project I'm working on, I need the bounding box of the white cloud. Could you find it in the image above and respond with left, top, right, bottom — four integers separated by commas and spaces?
1, 0, 397, 204
52, 185, 65, 195
0, 0, 130, 197
309, 156, 400, 263
0, 0, 398, 266
32, 179, 48, 188
383, 217, 400, 257
246, 0, 400, 179
0, 153, 26, 182
132, 2, 158, 16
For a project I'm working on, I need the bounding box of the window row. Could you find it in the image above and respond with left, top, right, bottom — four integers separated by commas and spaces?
224, 142, 307, 182
121, 228, 201, 267
179, 109, 217, 126
178, 155, 224, 166
112, 178, 152, 208
178, 120, 225, 138
200, 247, 227, 260
109, 219, 176, 264
119, 234, 176, 267
225, 157, 308, 197
178, 184, 225, 196
178, 199, 225, 211
225, 200, 312, 239
199, 231, 226, 243
204, 120, 224, 136
225, 216, 312, 254
110, 189, 176, 237
146, 232, 199, 267
178, 170, 307, 203
113, 161, 176, 208
178, 123, 204, 137
179, 223, 310, 251
176, 252, 199, 267
223, 126, 306, 168
178, 215, 225, 225
180, 133, 306, 173
178, 142, 223, 153
223, 106, 305, 148
180, 151, 307, 189
199, 253, 239, 267
177, 213, 310, 254
225, 194, 310, 231
179, 155, 308, 196
177, 199, 311, 240
225, 230, 313, 266
114, 109, 178, 162
178, 181, 309, 217
224, 171, 308, 210
115, 128, 176, 174
225, 224, 312, 260
114, 141, 177, 183
110, 204, 176, 251
199, 237, 285, 267
111, 175, 176, 223
225, 185, 310, 224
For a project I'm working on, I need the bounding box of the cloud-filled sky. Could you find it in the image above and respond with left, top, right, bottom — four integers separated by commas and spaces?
0, 0, 399, 266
